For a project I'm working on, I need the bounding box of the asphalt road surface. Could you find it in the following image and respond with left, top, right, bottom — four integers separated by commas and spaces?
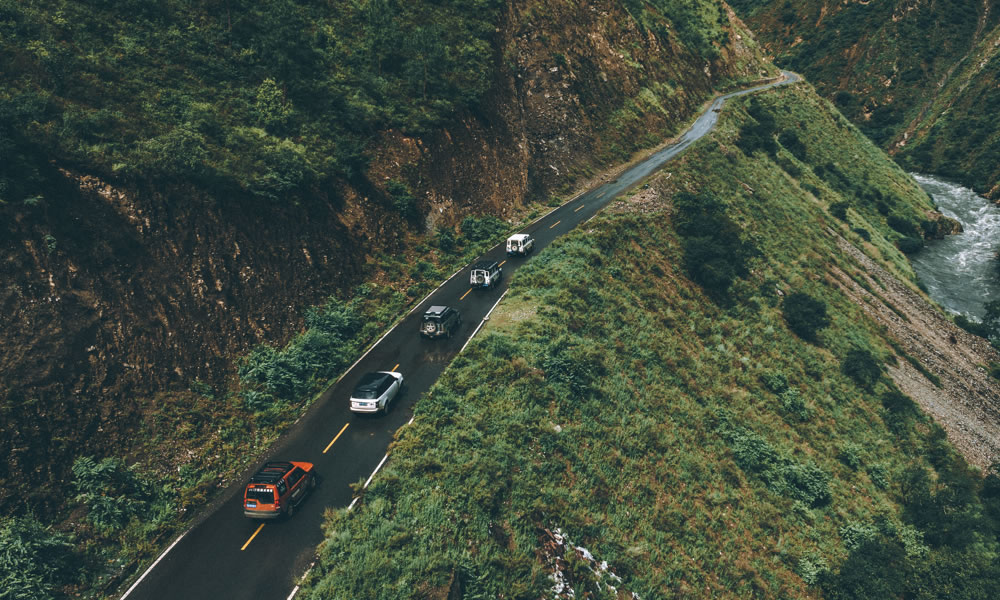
121, 70, 800, 600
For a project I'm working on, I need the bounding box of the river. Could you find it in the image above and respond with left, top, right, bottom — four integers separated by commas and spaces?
910, 173, 1000, 319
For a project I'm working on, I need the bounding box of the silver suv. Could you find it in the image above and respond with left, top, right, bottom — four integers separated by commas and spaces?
349, 371, 404, 414
470, 260, 503, 289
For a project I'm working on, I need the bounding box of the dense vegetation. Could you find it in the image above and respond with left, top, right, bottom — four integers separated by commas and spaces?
0, 0, 748, 206
302, 86, 1000, 597
895, 47, 1000, 198
0, 1, 781, 596
727, 0, 1000, 198
0, 0, 502, 204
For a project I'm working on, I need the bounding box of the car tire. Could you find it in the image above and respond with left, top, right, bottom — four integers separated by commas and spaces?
286, 503, 295, 518
309, 474, 317, 490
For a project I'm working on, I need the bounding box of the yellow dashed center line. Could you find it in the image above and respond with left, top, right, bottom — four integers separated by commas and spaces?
550, 220, 561, 229
574, 204, 585, 212
241, 524, 265, 551
498, 260, 506, 267
323, 422, 350, 454
460, 288, 472, 300
392, 363, 400, 372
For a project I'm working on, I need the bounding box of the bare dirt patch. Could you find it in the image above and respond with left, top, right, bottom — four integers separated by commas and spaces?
833, 236, 1000, 469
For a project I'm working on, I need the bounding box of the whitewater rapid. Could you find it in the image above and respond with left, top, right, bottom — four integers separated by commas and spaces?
910, 174, 1000, 319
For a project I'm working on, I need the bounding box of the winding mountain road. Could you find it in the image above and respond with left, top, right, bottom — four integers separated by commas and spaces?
120, 70, 800, 600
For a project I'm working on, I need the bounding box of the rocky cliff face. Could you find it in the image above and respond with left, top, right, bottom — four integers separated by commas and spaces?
0, 0, 772, 512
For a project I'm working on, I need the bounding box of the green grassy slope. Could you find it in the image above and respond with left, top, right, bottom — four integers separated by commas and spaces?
302, 87, 1000, 598
727, 0, 1000, 198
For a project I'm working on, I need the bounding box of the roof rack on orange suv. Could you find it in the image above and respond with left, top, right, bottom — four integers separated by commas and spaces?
243, 461, 316, 520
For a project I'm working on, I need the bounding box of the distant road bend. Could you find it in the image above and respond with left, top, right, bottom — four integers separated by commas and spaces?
121, 70, 800, 600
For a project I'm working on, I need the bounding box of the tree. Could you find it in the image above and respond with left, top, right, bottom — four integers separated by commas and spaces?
841, 348, 881, 388
673, 192, 758, 300
782, 292, 830, 342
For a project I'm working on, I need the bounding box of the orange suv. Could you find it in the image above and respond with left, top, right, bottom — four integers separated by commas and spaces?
243, 461, 316, 519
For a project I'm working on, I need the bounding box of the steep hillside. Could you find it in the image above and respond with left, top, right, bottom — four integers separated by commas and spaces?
729, 0, 1000, 198
0, 0, 773, 517
303, 86, 1000, 598
0, 0, 783, 596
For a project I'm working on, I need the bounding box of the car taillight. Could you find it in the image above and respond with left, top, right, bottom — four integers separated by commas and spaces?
274, 498, 280, 508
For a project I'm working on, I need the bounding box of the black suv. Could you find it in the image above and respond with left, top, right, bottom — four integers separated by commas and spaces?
420, 305, 462, 339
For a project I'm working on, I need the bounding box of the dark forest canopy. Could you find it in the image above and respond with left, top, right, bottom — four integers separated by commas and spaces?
0, 0, 503, 203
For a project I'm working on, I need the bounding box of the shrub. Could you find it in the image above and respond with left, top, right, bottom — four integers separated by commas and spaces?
852, 227, 871, 241
71, 456, 157, 534
954, 314, 988, 337
797, 554, 829, 586
881, 389, 916, 415
736, 98, 778, 155
436, 228, 457, 253
897, 236, 924, 254
780, 462, 832, 507
838, 442, 864, 470
829, 201, 850, 221
542, 339, 604, 396
673, 192, 758, 300
778, 129, 807, 161
386, 179, 419, 224
782, 292, 831, 342
867, 463, 890, 489
821, 536, 907, 600
759, 370, 789, 393
460, 215, 507, 244
188, 379, 214, 399
729, 429, 780, 473
887, 215, 921, 238
0, 516, 79, 600
841, 348, 882, 388
239, 296, 367, 408
803, 182, 822, 198
988, 362, 1000, 380
780, 388, 811, 421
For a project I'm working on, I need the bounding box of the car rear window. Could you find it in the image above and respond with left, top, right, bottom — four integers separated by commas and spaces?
246, 487, 275, 503
354, 387, 380, 399
354, 373, 386, 399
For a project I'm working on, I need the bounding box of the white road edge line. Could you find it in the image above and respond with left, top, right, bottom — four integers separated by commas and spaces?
363, 453, 390, 489
324, 151, 609, 392
330, 264, 474, 389
461, 288, 509, 353
119, 531, 188, 600
283, 75, 795, 600
287, 285, 506, 600
285, 561, 316, 600
285, 74, 796, 600
288, 449, 392, 599
330, 241, 516, 389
